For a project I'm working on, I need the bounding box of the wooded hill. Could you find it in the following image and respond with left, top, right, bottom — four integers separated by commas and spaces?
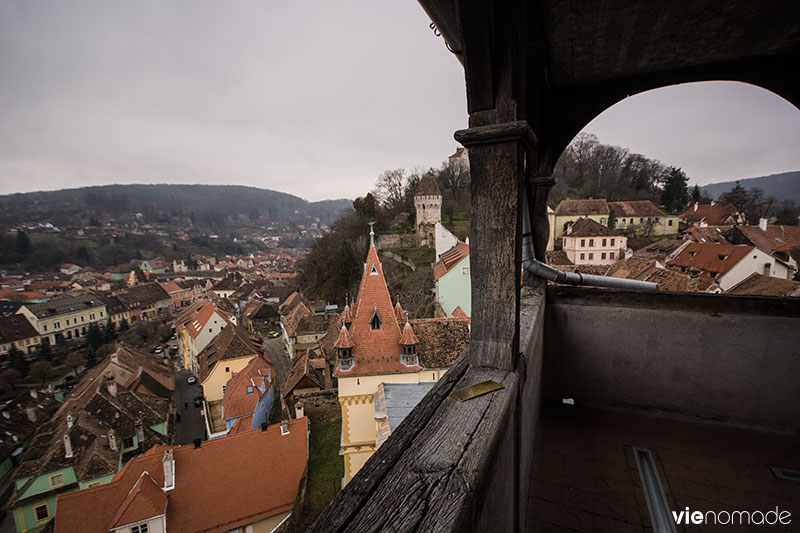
700, 171, 800, 204
0, 184, 352, 229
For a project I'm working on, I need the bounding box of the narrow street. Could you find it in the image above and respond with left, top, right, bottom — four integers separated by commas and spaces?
262, 336, 292, 384
172, 364, 205, 445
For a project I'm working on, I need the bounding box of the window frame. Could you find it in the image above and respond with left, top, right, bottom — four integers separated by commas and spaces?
34, 502, 50, 522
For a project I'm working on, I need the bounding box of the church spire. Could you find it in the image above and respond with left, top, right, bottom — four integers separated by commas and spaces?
368, 221, 375, 248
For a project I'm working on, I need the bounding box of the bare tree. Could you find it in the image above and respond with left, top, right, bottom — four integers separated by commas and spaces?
65, 352, 86, 376
440, 157, 470, 201
29, 361, 52, 387
373, 169, 407, 213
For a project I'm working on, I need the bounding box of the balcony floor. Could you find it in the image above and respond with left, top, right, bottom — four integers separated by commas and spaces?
527, 404, 800, 532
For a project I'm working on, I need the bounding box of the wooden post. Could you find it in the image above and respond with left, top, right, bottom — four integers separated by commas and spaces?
455, 121, 536, 370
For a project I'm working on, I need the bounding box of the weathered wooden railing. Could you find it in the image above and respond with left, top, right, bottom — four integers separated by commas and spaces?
308, 287, 546, 533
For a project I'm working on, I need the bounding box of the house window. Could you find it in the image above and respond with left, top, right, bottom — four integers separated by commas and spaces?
43, 324, 48, 332
655, 218, 660, 223
50, 473, 64, 487
225, 367, 230, 373
610, 252, 615, 259
461, 266, 470, 275
66, 319, 70, 326
370, 311, 382, 330
131, 524, 149, 533
600, 218, 606, 224
89, 313, 96, 321
87, 481, 101, 488
338, 348, 354, 371
640, 218, 644, 223
601, 253, 607, 259
34, 503, 49, 522
580, 239, 585, 247
611, 238, 615, 246
589, 239, 594, 247
580, 253, 585, 260
763, 263, 771, 275
602, 238, 607, 246
122, 436, 135, 449
668, 220, 673, 226
588, 253, 594, 260
80, 315, 85, 323
100, 311, 104, 317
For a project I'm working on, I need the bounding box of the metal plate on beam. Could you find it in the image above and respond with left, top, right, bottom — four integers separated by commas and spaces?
450, 380, 504, 402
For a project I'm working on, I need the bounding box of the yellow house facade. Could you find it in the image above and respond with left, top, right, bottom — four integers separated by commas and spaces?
548, 199, 610, 251
338, 369, 445, 483
17, 295, 107, 345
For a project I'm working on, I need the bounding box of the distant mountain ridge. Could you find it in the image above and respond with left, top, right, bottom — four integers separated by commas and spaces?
700, 171, 800, 203
0, 183, 352, 224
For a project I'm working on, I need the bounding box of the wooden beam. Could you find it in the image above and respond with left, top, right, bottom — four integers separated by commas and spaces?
455, 121, 535, 370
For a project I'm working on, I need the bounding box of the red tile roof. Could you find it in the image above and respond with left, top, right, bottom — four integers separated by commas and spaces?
565, 218, 619, 237
109, 471, 167, 528
726, 273, 800, 297
554, 198, 609, 216
414, 175, 441, 196
667, 243, 753, 278
681, 225, 733, 244
608, 200, 665, 217
335, 245, 420, 377
680, 203, 740, 225
433, 242, 469, 281
332, 325, 354, 349
399, 321, 419, 346
222, 355, 272, 420
54, 418, 309, 533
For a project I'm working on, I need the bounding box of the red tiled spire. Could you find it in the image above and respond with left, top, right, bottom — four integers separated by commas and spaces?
394, 297, 405, 326
333, 323, 355, 349
399, 320, 419, 346
335, 226, 420, 376
343, 298, 353, 325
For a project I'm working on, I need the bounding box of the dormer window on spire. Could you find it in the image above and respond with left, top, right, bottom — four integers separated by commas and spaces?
338, 347, 354, 371
370, 308, 382, 330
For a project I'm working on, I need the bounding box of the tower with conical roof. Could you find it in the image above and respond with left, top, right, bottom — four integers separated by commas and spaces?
414, 175, 442, 247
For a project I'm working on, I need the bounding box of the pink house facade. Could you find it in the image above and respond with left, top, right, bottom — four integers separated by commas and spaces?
562, 218, 627, 266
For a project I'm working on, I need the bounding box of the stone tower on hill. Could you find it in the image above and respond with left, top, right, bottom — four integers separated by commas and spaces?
414, 175, 442, 247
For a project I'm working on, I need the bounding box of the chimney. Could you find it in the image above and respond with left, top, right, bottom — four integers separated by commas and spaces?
67, 414, 74, 429
710, 200, 716, 206
64, 434, 73, 458
693, 202, 698, 212
108, 429, 118, 451
2, 412, 9, 420
260, 422, 268, 432
281, 420, 289, 435
106, 375, 117, 397
193, 438, 201, 449
111, 349, 119, 364
29, 390, 38, 400
136, 419, 144, 444
295, 403, 304, 419
162, 449, 175, 491
759, 218, 768, 231
24, 407, 36, 423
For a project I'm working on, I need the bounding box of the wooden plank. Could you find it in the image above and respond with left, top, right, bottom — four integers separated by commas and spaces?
339, 366, 518, 532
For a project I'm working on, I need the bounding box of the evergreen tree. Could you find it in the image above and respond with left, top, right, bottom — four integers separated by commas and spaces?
104, 320, 117, 341
691, 184, 702, 204
607, 208, 617, 229
86, 322, 104, 351
38, 338, 52, 361
85, 344, 97, 368
660, 167, 690, 214
15, 230, 31, 257
9, 346, 29, 375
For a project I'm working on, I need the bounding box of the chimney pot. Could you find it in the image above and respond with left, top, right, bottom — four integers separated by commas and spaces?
24, 407, 36, 423
29, 390, 38, 400
193, 438, 201, 449
64, 434, 73, 458
162, 449, 175, 491
280, 420, 289, 435
759, 218, 768, 231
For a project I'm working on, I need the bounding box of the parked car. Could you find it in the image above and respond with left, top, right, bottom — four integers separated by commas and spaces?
266, 330, 280, 338
154, 346, 163, 354
187, 376, 197, 384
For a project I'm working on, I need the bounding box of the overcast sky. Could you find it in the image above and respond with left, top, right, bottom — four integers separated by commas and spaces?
1, 1, 799, 202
